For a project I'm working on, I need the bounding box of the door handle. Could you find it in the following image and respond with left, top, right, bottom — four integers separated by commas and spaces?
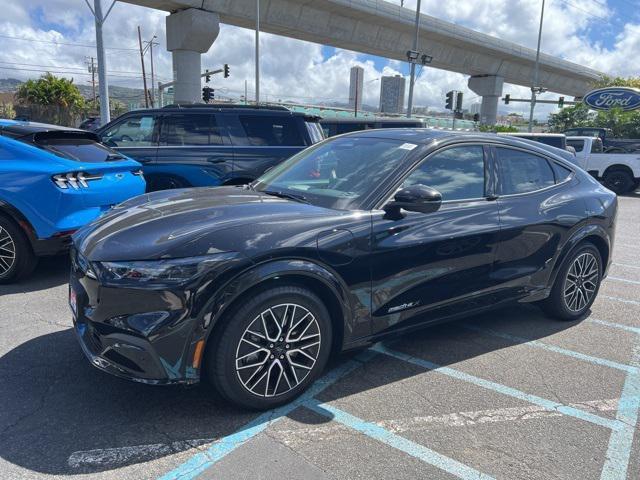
137, 157, 154, 164
207, 158, 229, 164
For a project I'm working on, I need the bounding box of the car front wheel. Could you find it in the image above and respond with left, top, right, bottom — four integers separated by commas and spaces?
541, 242, 602, 321
207, 285, 333, 410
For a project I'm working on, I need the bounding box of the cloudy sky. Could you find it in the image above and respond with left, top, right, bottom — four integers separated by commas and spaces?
2, 0, 639, 119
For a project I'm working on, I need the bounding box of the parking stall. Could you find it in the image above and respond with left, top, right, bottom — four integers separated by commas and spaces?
0, 195, 639, 480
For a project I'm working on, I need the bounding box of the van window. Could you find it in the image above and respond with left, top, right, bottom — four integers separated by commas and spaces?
238, 115, 304, 146
101, 114, 158, 147
159, 114, 223, 146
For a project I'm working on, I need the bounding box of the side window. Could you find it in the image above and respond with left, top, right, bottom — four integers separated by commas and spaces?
159, 114, 223, 146
567, 140, 584, 152
552, 162, 573, 183
403, 145, 485, 201
496, 148, 555, 195
101, 115, 157, 147
238, 115, 305, 146
591, 139, 604, 153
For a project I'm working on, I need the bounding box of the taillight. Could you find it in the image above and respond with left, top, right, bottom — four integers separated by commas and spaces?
52, 172, 104, 189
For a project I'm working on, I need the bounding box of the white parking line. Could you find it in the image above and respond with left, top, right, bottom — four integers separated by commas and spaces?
69, 400, 619, 469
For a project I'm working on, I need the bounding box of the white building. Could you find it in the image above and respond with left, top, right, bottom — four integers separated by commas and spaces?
348, 66, 364, 111
469, 102, 481, 115
379, 75, 405, 114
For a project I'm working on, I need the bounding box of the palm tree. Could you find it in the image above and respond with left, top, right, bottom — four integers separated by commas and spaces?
16, 73, 85, 125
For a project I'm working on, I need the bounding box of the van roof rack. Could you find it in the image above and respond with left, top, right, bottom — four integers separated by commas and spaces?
162, 103, 291, 111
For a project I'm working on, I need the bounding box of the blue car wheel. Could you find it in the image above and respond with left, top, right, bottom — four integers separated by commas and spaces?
0, 214, 37, 284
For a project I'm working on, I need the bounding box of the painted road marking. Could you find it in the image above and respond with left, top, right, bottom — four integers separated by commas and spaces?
601, 340, 640, 480
601, 295, 640, 306
612, 263, 640, 270
306, 401, 497, 480
461, 323, 637, 374
587, 318, 640, 335
372, 344, 619, 431
273, 399, 620, 440
607, 276, 640, 286
156, 350, 376, 480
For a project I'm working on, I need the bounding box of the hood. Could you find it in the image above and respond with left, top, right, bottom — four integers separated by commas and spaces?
74, 186, 342, 261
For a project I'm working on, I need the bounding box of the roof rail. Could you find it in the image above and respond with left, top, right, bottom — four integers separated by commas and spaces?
162, 103, 291, 111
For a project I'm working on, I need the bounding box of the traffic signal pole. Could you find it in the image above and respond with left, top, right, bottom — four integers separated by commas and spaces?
406, 0, 422, 118
528, 0, 546, 132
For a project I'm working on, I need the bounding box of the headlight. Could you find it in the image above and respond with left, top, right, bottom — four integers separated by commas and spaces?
94, 253, 238, 287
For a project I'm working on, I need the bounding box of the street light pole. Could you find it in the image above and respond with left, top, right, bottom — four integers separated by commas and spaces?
84, 0, 116, 124
528, 0, 545, 132
406, 0, 421, 118
255, 0, 260, 104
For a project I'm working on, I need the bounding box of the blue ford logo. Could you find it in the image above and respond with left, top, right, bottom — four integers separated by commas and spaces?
583, 87, 640, 111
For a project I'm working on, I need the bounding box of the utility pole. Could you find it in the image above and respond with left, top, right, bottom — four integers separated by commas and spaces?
245, 80, 248, 105
144, 36, 159, 107
137, 26, 149, 108
528, 0, 546, 132
406, 0, 421, 118
84, 0, 117, 124
87, 56, 97, 105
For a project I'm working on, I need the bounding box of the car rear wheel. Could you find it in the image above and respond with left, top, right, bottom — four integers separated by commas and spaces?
207, 285, 332, 410
602, 169, 634, 194
0, 215, 37, 284
541, 242, 602, 321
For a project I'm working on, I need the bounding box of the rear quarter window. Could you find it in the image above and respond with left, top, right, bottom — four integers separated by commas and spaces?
34, 138, 122, 163
238, 115, 305, 146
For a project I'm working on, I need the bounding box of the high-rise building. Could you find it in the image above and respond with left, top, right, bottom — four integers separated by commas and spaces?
469, 102, 481, 115
379, 75, 405, 114
349, 66, 364, 111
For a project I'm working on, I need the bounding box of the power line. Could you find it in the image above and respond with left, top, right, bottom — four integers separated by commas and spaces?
0, 33, 138, 51
0, 65, 144, 79
0, 61, 144, 76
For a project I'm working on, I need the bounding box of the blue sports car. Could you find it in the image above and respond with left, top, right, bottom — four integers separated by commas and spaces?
0, 119, 146, 283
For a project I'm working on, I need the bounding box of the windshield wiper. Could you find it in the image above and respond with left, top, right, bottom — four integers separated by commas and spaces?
262, 190, 309, 204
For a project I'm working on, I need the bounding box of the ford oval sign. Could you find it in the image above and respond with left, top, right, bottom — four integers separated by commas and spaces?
583, 87, 640, 111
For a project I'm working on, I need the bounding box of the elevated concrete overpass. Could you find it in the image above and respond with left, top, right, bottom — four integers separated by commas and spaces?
122, 0, 604, 123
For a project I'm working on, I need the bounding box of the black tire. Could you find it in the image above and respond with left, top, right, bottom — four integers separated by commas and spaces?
602, 169, 634, 194
206, 285, 333, 410
0, 214, 38, 284
541, 242, 602, 321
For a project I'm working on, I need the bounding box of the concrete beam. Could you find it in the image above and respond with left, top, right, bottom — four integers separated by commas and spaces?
122, 0, 603, 96
468, 75, 504, 125
166, 8, 220, 103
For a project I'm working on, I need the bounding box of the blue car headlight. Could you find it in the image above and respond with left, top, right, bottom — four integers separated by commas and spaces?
94, 252, 238, 287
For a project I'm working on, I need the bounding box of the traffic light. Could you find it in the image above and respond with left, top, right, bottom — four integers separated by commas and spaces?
456, 92, 463, 111
205, 70, 211, 83
202, 86, 214, 103
558, 96, 565, 108
224, 63, 230, 78
504, 94, 510, 104
445, 90, 454, 110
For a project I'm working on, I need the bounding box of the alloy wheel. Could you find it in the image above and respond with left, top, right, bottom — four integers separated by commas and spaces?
563, 252, 599, 313
235, 303, 322, 398
0, 226, 16, 277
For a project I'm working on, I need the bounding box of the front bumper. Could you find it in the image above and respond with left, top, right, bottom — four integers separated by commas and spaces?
69, 254, 201, 385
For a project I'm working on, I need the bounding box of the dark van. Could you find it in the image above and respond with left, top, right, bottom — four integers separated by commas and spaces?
96, 104, 324, 191
320, 117, 424, 137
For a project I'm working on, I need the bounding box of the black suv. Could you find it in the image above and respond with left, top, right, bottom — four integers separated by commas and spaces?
95, 105, 324, 191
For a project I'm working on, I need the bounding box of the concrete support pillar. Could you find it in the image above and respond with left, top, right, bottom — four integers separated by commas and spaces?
166, 8, 220, 104
468, 75, 504, 126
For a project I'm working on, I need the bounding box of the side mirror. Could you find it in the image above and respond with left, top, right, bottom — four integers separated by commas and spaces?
384, 184, 442, 217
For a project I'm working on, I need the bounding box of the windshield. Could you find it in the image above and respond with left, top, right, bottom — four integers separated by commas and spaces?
253, 136, 420, 210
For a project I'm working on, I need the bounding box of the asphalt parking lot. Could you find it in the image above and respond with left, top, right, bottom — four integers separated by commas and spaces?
1, 194, 639, 480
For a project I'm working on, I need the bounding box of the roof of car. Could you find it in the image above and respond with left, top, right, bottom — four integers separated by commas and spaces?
501, 132, 566, 137
0, 119, 83, 138
319, 117, 424, 124
123, 104, 311, 117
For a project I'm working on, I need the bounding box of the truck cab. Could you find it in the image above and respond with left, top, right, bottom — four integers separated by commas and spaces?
566, 135, 640, 194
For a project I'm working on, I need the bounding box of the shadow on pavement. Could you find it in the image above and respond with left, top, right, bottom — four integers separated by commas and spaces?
0, 256, 69, 295
0, 303, 581, 475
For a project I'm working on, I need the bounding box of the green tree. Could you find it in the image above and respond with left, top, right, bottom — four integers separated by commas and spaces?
478, 124, 518, 133
16, 73, 85, 111
547, 103, 594, 132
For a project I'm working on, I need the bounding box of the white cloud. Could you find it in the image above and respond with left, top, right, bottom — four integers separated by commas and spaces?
1, 0, 638, 120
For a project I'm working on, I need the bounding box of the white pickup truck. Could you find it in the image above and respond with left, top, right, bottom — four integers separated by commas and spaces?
566, 136, 640, 194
